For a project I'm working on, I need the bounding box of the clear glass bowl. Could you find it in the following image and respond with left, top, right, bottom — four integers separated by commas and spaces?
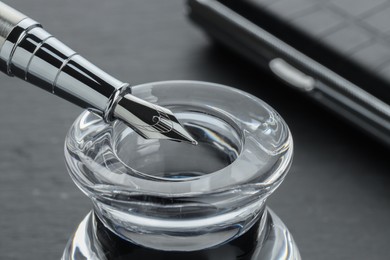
63, 80, 299, 258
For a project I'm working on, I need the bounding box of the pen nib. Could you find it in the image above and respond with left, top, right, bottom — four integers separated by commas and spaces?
113, 93, 197, 145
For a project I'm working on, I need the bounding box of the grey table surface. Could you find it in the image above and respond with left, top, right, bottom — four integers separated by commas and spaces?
0, 0, 389, 259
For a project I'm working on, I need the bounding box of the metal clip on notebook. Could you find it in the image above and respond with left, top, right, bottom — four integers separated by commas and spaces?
0, 2, 197, 144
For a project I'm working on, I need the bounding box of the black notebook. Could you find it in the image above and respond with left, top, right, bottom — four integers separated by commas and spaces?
188, 0, 390, 146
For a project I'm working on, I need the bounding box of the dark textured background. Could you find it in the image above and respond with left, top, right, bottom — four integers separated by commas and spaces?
0, 0, 389, 259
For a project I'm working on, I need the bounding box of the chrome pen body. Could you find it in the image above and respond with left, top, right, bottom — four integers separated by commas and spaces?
0, 2, 196, 144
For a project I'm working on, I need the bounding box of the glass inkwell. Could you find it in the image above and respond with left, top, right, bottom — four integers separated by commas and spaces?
62, 81, 300, 259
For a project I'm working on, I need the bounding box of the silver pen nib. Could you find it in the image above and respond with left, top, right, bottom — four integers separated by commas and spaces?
113, 93, 197, 145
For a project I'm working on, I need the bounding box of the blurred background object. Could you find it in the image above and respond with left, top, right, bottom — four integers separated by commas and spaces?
188, 0, 390, 146
0, 0, 389, 259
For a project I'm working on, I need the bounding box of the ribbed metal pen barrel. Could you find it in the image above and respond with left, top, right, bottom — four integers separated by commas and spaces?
0, 2, 126, 117
0, 2, 197, 144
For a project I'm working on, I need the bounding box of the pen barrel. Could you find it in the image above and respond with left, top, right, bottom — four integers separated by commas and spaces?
0, 2, 26, 47
0, 2, 127, 116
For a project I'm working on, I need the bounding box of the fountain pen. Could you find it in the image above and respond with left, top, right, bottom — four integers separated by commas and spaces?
0, 2, 197, 144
